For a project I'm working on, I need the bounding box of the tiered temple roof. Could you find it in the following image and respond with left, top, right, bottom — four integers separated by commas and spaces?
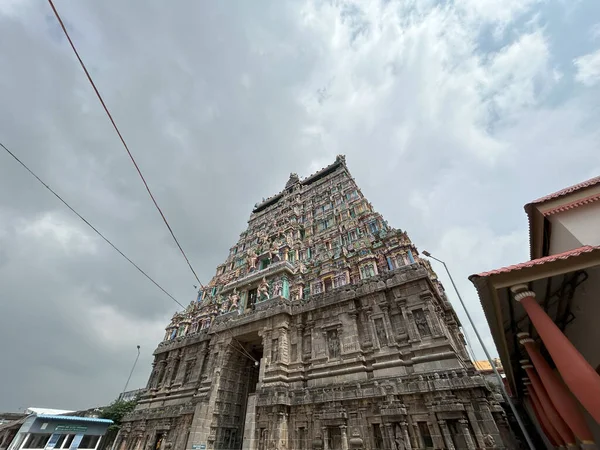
162, 155, 443, 341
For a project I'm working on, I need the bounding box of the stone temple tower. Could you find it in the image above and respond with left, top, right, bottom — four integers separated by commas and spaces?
118, 156, 509, 450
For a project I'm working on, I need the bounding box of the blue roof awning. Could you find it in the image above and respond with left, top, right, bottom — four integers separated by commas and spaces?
36, 415, 113, 424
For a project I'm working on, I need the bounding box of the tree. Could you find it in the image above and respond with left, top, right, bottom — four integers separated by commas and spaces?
100, 399, 138, 431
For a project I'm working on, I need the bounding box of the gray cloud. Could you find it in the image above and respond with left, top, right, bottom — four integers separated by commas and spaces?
1, 0, 598, 411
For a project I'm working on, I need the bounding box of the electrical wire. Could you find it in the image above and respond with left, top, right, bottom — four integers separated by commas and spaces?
0, 141, 185, 309
46, 0, 204, 289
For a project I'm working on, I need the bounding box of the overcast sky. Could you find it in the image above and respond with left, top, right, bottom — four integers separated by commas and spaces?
1, 0, 599, 412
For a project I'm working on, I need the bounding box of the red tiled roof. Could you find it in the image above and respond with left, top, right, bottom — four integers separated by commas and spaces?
543, 193, 600, 216
528, 175, 600, 205
470, 245, 600, 278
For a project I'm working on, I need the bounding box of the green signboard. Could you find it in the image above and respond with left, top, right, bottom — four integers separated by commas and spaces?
55, 425, 88, 433
191, 445, 206, 450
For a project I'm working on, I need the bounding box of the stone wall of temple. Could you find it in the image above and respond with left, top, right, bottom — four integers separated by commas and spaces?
119, 156, 508, 450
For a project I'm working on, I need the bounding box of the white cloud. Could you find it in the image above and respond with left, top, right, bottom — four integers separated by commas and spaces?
19, 213, 98, 256
1, 0, 599, 409
574, 48, 600, 86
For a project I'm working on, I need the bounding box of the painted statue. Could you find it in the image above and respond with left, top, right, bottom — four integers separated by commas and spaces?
257, 277, 270, 300
269, 240, 281, 261
228, 289, 240, 311
247, 248, 258, 270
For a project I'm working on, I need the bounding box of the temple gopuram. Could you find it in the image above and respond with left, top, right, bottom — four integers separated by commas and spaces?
118, 156, 511, 450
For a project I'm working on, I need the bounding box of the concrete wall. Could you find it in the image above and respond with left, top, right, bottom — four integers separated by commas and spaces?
550, 202, 600, 253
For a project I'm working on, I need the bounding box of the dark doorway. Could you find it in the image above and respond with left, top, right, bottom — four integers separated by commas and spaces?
328, 427, 342, 450
372, 424, 384, 450
247, 288, 258, 310
153, 434, 164, 450
324, 277, 333, 292
418, 422, 433, 448
214, 332, 264, 450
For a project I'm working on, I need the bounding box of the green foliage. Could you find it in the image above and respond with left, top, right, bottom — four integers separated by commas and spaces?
100, 399, 138, 431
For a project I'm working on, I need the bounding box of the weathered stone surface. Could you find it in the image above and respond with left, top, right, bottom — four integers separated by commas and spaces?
119, 157, 506, 450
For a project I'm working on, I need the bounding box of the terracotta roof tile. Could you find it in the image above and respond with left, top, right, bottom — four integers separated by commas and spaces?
528, 175, 600, 205
542, 192, 600, 216
471, 245, 600, 278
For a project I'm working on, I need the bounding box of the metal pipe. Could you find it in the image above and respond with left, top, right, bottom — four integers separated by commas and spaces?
122, 345, 141, 398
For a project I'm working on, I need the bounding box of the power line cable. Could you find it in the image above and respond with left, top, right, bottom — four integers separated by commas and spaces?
47, 0, 204, 289
0, 141, 185, 309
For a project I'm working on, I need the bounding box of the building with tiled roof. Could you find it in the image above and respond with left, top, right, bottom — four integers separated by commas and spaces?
470, 174, 600, 449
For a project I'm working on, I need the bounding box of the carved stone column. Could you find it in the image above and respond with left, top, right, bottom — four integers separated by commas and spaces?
361, 308, 373, 348
438, 420, 455, 450
347, 311, 360, 354
465, 408, 485, 449
425, 304, 443, 336
279, 327, 289, 364
384, 423, 394, 450
400, 422, 412, 450
340, 426, 349, 450
173, 359, 188, 386
297, 325, 305, 356
322, 427, 329, 450
381, 305, 394, 344
192, 349, 208, 382
404, 311, 419, 342
277, 412, 289, 450
154, 360, 167, 389
411, 422, 423, 449
459, 419, 476, 450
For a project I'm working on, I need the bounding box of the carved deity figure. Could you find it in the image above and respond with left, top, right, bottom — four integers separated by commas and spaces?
185, 301, 196, 316
296, 262, 307, 274
247, 248, 258, 270
219, 297, 230, 314
394, 426, 405, 450
258, 277, 270, 300
269, 240, 281, 261
414, 310, 431, 336
272, 281, 282, 298
483, 435, 495, 447
228, 289, 240, 311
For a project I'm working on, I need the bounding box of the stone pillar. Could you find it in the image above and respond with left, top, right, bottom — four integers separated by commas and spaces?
279, 327, 289, 364
340, 426, 349, 450
404, 311, 419, 342
459, 419, 476, 450
524, 381, 563, 448
322, 428, 329, 450
411, 422, 423, 449
518, 335, 596, 447
277, 412, 289, 450
521, 365, 576, 447
438, 420, 455, 450
154, 360, 166, 389
512, 285, 600, 423
465, 409, 485, 449
347, 311, 360, 353
426, 303, 443, 336
381, 305, 394, 342
400, 423, 412, 450
362, 309, 374, 348
192, 349, 208, 382
384, 423, 394, 450
174, 359, 188, 386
